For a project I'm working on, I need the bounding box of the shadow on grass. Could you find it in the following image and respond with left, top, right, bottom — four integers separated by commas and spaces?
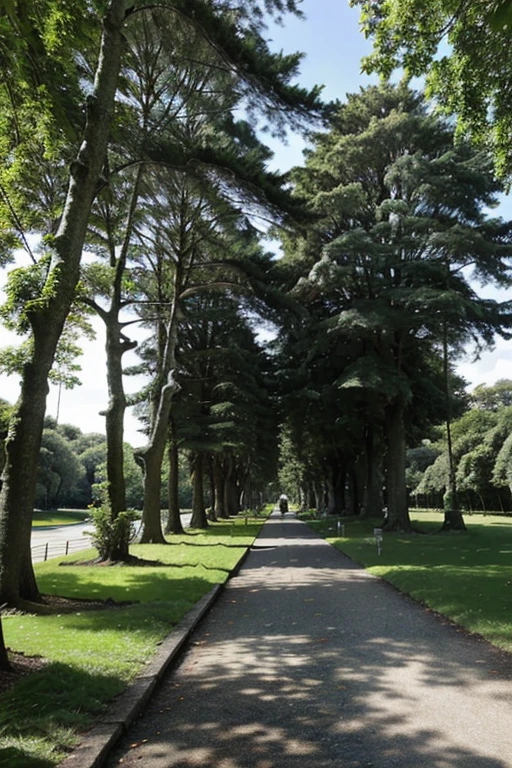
0, 746, 54, 768
0, 661, 125, 767
1, 574, 223, 767
36, 566, 226, 605
106, 532, 512, 768
168, 521, 263, 543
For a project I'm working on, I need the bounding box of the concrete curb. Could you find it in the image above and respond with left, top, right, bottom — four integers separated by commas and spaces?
59, 545, 253, 768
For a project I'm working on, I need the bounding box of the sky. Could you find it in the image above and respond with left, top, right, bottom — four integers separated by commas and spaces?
1, 0, 511, 445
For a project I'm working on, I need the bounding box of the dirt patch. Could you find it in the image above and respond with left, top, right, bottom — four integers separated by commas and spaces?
63, 554, 162, 567
40, 594, 134, 612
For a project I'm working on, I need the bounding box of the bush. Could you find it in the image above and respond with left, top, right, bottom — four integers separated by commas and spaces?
90, 507, 140, 560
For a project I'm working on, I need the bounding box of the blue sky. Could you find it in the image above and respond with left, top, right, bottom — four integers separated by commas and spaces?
267, 0, 376, 102
264, 0, 378, 171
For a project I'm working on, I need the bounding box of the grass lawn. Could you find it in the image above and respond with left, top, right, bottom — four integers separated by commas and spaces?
0, 516, 266, 768
32, 510, 91, 527
307, 509, 512, 654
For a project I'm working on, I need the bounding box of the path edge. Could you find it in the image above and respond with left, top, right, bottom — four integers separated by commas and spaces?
59, 545, 252, 768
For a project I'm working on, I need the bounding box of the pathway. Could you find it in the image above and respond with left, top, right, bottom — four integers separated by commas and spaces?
106, 513, 512, 767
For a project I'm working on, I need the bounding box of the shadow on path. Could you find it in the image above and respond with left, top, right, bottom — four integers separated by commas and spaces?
107, 515, 512, 768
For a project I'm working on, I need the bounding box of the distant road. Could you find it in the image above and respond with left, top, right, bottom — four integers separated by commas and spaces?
31, 522, 95, 563
31, 514, 193, 563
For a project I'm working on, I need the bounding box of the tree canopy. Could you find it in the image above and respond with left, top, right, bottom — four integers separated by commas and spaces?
351, 0, 512, 177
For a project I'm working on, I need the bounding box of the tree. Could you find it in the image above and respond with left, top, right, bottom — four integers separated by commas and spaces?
0, 0, 133, 608
36, 428, 85, 510
413, 398, 512, 514
352, 0, 512, 177
0, 0, 323, 606
278, 83, 512, 531
471, 379, 512, 411
175, 290, 279, 526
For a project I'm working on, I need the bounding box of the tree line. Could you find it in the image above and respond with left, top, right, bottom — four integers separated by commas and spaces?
409, 380, 512, 514
275, 84, 512, 531
1, 0, 512, 671
0, 408, 194, 512
0, 0, 323, 669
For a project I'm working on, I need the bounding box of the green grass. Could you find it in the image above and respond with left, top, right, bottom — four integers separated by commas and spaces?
0, 517, 264, 768
308, 509, 512, 653
32, 510, 90, 527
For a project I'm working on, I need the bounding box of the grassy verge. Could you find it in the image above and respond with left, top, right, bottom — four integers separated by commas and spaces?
32, 510, 91, 527
1, 516, 265, 768
306, 509, 512, 655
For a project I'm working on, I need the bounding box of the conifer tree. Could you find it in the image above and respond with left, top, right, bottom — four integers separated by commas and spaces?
279, 83, 512, 530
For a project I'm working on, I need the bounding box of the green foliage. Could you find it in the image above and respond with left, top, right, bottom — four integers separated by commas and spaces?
277, 82, 512, 517
352, 0, 512, 177
470, 378, 512, 410
35, 428, 85, 510
89, 506, 139, 561
412, 385, 512, 511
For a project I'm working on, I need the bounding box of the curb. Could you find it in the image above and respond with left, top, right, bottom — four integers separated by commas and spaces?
59, 545, 253, 768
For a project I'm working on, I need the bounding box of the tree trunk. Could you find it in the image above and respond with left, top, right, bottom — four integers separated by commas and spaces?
0, 615, 10, 671
207, 456, 217, 521
313, 483, 323, 515
213, 459, 227, 518
441, 323, 466, 531
362, 426, 383, 518
0, 0, 130, 608
136, 252, 182, 543
384, 400, 411, 532
166, 422, 183, 534
190, 455, 208, 529
103, 173, 142, 520
223, 459, 239, 517
105, 317, 128, 516
138, 371, 181, 542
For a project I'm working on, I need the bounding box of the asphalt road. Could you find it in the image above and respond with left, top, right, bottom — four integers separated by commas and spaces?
106, 512, 512, 768
30, 521, 95, 563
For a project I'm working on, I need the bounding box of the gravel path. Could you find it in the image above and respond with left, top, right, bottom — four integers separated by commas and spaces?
107, 513, 512, 768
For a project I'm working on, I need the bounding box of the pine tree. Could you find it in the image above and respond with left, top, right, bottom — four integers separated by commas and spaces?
278, 83, 512, 530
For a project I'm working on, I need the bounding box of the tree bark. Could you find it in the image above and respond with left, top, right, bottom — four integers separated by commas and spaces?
213, 459, 227, 518
137, 371, 180, 543
190, 454, 208, 529
166, 421, 184, 534
362, 425, 383, 518
105, 317, 128, 514
441, 321, 466, 532
0, 613, 10, 671
207, 456, 217, 521
0, 0, 131, 607
102, 314, 138, 561
101, 164, 143, 536
383, 400, 411, 532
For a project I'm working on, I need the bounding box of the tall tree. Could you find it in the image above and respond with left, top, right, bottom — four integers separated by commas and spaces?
0, 0, 133, 610
0, 0, 323, 609
352, 0, 512, 177
279, 83, 512, 531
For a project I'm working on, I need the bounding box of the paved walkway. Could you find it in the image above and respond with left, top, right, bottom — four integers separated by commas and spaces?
106, 513, 512, 768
